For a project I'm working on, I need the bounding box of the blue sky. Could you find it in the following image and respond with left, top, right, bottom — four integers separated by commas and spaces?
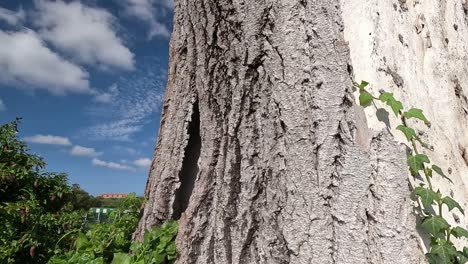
0, 0, 173, 195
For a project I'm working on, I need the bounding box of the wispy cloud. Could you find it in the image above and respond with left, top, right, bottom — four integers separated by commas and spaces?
86, 58, 166, 141
34, 0, 135, 70
24, 134, 72, 146
0, 6, 25, 25
93, 83, 119, 104
113, 146, 140, 156
162, 0, 174, 9
121, 0, 171, 38
133, 158, 151, 168
92, 158, 133, 171
0, 29, 91, 95
70, 145, 102, 157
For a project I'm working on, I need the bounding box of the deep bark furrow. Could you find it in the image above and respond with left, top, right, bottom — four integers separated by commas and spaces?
135, 1, 427, 263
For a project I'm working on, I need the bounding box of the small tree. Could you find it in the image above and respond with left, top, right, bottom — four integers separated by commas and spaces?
0, 118, 82, 264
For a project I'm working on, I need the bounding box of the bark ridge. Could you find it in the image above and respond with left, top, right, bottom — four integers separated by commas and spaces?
135, 1, 426, 263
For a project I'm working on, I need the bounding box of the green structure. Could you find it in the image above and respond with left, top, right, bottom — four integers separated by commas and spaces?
85, 207, 114, 223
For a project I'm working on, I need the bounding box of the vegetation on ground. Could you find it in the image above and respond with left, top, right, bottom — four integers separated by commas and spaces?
0, 118, 178, 264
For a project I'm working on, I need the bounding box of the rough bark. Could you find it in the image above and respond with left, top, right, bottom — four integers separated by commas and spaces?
135, 0, 426, 263
341, 0, 468, 249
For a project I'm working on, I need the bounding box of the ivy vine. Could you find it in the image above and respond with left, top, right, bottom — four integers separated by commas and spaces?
354, 81, 468, 264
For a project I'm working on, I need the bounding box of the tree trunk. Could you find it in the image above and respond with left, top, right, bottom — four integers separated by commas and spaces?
134, 0, 427, 263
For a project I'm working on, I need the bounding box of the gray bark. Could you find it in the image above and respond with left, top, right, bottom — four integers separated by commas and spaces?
134, 0, 426, 263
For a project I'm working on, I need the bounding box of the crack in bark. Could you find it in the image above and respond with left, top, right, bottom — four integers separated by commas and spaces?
135, 0, 427, 263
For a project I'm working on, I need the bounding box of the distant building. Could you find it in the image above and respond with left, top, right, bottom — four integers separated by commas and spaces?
99, 193, 128, 199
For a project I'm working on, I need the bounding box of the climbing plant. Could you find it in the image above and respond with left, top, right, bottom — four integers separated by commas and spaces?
354, 81, 468, 263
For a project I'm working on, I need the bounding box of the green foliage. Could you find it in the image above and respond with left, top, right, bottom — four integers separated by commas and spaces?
354, 81, 467, 264
451, 227, 468, 239
432, 165, 454, 183
407, 154, 430, 175
442, 197, 464, 215
359, 90, 374, 107
0, 119, 83, 263
49, 194, 177, 264
430, 239, 457, 264
415, 186, 438, 209
404, 108, 430, 124
378, 92, 403, 116
422, 216, 450, 236
396, 125, 416, 142
69, 184, 103, 211
0, 119, 177, 263
49, 193, 141, 263
112, 221, 178, 264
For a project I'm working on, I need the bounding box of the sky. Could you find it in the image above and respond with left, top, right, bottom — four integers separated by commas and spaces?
0, 0, 174, 196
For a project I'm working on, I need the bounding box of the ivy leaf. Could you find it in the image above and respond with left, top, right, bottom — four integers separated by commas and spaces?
414, 186, 438, 209
404, 108, 429, 124
442, 196, 464, 215
421, 216, 450, 236
359, 81, 369, 90
432, 165, 453, 183
359, 90, 373, 107
451, 227, 468, 239
457, 251, 468, 264
379, 92, 404, 116
425, 168, 433, 177
431, 239, 457, 264
396, 125, 416, 142
353, 81, 369, 90
407, 154, 430, 174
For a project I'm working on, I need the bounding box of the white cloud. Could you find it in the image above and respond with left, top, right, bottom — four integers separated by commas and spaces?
86, 59, 166, 141
0, 98, 5, 112
122, 0, 170, 38
92, 158, 133, 171
93, 83, 119, 104
70, 145, 102, 157
0, 29, 91, 94
162, 0, 174, 9
134, 158, 152, 168
0, 6, 25, 25
89, 119, 143, 141
24, 134, 72, 146
34, 0, 134, 70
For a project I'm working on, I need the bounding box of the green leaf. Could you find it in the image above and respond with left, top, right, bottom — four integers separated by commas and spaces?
407, 154, 430, 174
379, 92, 404, 116
432, 165, 453, 183
359, 90, 373, 107
442, 196, 464, 215
426, 253, 438, 264
451, 227, 468, 238
421, 216, 450, 236
354, 80, 369, 90
460, 248, 468, 264
431, 239, 457, 264
396, 125, 416, 142
75, 233, 92, 253
414, 186, 438, 209
111, 253, 132, 264
457, 251, 468, 264
404, 108, 429, 124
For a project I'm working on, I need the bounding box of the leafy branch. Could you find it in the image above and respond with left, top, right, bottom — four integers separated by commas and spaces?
354, 81, 468, 263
